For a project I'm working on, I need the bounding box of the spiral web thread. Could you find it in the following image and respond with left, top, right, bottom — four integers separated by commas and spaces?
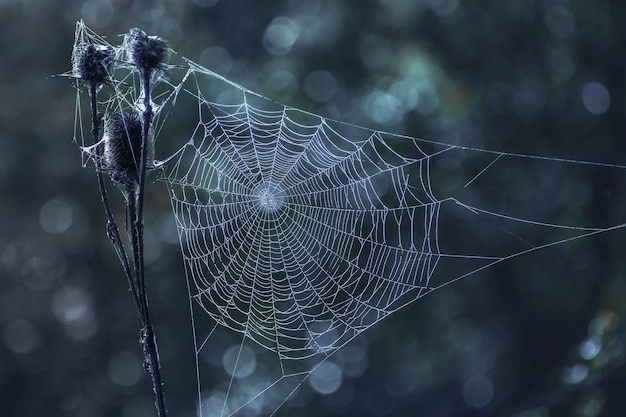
160, 66, 626, 415
165, 93, 447, 415
69, 22, 626, 417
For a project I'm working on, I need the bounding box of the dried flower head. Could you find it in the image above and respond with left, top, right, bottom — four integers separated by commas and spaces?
125, 28, 169, 73
72, 42, 113, 85
103, 111, 154, 188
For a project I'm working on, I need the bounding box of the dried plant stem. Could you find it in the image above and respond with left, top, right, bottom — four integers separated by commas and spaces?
88, 83, 139, 308
127, 192, 167, 417
129, 67, 167, 417
87, 79, 167, 417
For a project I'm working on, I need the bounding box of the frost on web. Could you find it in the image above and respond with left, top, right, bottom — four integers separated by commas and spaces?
70, 22, 626, 417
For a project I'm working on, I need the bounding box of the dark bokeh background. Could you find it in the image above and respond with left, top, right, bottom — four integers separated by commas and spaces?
1, 0, 625, 416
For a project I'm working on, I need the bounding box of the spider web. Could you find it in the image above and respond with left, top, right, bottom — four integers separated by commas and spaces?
159, 67, 626, 416
70, 22, 626, 417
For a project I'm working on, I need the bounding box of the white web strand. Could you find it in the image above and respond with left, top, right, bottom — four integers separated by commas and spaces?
158, 64, 626, 415
70, 22, 626, 417
166, 94, 443, 356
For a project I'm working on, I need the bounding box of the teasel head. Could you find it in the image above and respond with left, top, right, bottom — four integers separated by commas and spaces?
102, 111, 154, 190
124, 28, 169, 74
72, 41, 113, 86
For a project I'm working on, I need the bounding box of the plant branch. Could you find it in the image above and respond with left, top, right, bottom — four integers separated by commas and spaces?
126, 67, 167, 417
88, 82, 140, 309
78, 27, 169, 417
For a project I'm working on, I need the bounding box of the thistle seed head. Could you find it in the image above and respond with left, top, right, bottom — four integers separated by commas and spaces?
103, 111, 154, 188
72, 42, 113, 85
125, 28, 169, 73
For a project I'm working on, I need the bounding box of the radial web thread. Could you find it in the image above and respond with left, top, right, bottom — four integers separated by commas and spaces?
164, 89, 446, 361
